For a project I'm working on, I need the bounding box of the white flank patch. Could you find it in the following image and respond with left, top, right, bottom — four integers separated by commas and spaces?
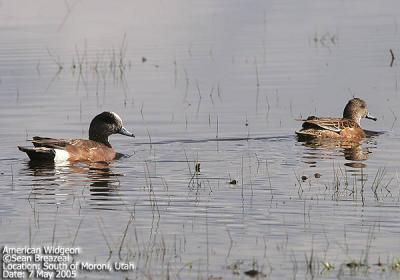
54, 149, 70, 162
111, 111, 123, 124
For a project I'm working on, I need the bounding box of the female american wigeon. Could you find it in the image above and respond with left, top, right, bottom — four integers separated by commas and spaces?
18, 112, 135, 162
296, 98, 377, 140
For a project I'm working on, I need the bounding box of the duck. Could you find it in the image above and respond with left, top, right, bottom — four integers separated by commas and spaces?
18, 112, 135, 162
296, 98, 377, 141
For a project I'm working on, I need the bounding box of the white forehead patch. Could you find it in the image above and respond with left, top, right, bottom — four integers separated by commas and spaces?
110, 112, 123, 124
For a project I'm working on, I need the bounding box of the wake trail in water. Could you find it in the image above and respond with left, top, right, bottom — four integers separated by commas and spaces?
134, 135, 294, 145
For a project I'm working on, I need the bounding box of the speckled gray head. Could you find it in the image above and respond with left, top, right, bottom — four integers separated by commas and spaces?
343, 98, 377, 125
89, 112, 135, 145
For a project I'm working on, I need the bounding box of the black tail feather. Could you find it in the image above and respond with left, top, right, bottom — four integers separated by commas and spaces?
18, 146, 55, 161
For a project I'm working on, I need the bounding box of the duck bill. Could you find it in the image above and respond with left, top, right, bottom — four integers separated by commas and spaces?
365, 113, 377, 121
118, 127, 135, 137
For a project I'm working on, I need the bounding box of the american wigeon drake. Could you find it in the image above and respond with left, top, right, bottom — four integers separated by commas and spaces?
18, 112, 135, 162
296, 98, 377, 140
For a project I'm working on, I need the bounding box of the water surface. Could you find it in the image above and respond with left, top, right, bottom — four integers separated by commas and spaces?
1, 1, 400, 279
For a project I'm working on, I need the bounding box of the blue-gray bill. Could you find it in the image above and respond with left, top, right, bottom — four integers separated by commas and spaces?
366, 113, 377, 121
119, 127, 135, 137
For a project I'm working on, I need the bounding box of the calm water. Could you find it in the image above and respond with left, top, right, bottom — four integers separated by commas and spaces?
1, 0, 400, 279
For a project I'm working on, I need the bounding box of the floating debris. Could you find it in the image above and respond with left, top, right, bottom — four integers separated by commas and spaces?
392, 259, 400, 271
322, 261, 335, 271
227, 261, 241, 275
208, 276, 223, 280
142, 56, 147, 63
346, 260, 366, 269
375, 258, 384, 267
244, 269, 264, 278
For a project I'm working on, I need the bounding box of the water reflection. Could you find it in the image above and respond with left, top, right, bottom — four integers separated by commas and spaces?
26, 161, 57, 176
22, 161, 123, 208
298, 138, 372, 168
70, 163, 122, 198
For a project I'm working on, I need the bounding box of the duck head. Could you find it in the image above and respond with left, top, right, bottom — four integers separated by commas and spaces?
89, 112, 134, 146
343, 98, 377, 125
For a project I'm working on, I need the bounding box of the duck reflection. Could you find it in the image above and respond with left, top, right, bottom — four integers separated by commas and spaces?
70, 162, 122, 198
23, 161, 123, 206
297, 138, 372, 168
